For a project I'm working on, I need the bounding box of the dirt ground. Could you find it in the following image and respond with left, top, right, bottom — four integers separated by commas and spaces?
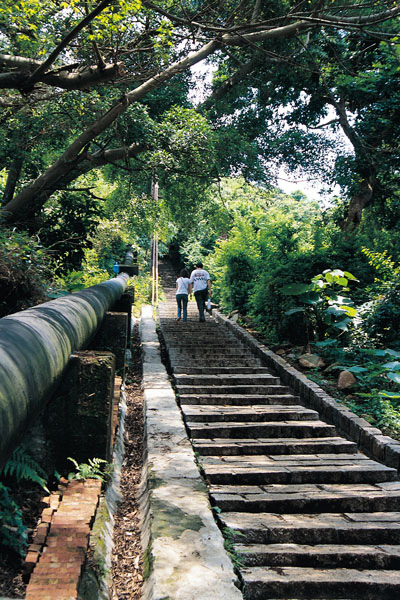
110, 322, 144, 599
0, 324, 145, 599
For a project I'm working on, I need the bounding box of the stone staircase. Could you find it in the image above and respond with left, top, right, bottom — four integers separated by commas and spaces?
157, 260, 400, 599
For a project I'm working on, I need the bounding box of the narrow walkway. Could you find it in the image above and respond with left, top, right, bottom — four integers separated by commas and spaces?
158, 260, 400, 599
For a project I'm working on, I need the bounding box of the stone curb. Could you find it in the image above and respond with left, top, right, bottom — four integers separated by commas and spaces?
138, 305, 242, 600
214, 310, 400, 472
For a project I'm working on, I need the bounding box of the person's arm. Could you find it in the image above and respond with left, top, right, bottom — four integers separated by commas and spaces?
188, 282, 193, 295
207, 278, 212, 295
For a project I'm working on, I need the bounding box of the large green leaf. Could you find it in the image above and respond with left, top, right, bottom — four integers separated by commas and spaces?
343, 271, 359, 281
387, 372, 400, 384
285, 307, 305, 316
382, 361, 400, 371
339, 305, 357, 317
332, 317, 351, 331
379, 390, 400, 399
337, 365, 368, 373
385, 349, 400, 358
325, 306, 345, 316
281, 283, 315, 295
301, 291, 323, 305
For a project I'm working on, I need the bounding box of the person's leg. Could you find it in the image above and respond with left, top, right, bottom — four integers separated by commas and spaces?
182, 294, 188, 321
194, 290, 205, 321
201, 288, 208, 320
176, 295, 182, 320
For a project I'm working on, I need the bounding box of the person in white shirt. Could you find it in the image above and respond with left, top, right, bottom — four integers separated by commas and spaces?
176, 268, 190, 321
189, 261, 211, 322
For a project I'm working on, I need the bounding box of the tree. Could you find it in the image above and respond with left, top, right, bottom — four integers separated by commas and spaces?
1, 1, 399, 227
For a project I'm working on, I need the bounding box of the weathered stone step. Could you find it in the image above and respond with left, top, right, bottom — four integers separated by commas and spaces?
179, 393, 301, 406
202, 454, 397, 485
173, 367, 271, 374
168, 349, 252, 358
220, 511, 400, 544
209, 481, 400, 512
175, 374, 280, 386
177, 385, 289, 395
241, 566, 400, 599
195, 437, 356, 455
173, 359, 261, 369
187, 420, 337, 439
235, 542, 400, 568
183, 405, 318, 423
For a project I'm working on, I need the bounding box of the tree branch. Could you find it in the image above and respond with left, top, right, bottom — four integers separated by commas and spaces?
25, 0, 114, 87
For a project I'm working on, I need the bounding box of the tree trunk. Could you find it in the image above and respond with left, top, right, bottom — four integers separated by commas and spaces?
342, 175, 377, 232
2, 156, 23, 205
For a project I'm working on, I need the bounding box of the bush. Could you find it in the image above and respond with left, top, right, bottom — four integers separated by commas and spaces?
0, 228, 50, 316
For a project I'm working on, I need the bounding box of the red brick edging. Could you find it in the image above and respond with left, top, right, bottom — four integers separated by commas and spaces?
24, 478, 102, 600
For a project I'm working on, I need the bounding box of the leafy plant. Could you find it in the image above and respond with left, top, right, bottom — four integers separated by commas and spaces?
67, 457, 108, 482
3, 445, 49, 492
222, 526, 245, 570
282, 269, 359, 342
0, 482, 28, 556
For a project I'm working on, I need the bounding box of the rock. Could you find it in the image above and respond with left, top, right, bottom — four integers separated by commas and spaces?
298, 353, 325, 368
275, 348, 286, 356
229, 310, 239, 322
338, 370, 357, 390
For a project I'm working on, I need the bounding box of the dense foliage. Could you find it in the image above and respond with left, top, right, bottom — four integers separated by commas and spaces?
174, 177, 400, 438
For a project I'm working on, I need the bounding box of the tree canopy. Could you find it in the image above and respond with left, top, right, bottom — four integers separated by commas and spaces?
1, 0, 399, 230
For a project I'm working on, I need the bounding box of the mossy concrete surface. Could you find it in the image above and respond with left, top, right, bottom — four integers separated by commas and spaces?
139, 305, 242, 600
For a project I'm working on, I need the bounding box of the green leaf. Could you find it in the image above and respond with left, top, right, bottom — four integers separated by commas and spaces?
387, 372, 400, 383
336, 365, 368, 373
332, 317, 351, 331
301, 291, 323, 304
325, 306, 345, 316
339, 305, 357, 317
343, 271, 359, 281
382, 361, 400, 371
385, 349, 400, 358
285, 307, 305, 316
281, 283, 314, 295
379, 390, 400, 399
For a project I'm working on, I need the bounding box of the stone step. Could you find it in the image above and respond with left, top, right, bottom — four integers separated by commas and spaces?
173, 359, 265, 368
187, 420, 337, 439
175, 374, 281, 386
235, 542, 400, 569
220, 511, 400, 545
168, 349, 252, 358
241, 566, 400, 599
202, 454, 397, 485
177, 385, 290, 395
209, 481, 400, 512
179, 394, 301, 406
173, 367, 271, 374
183, 405, 318, 423
195, 437, 357, 455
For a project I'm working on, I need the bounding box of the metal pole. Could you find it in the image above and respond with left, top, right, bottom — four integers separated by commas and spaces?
151, 175, 159, 306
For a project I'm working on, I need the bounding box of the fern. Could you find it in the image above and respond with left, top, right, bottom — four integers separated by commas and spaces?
3, 446, 49, 493
362, 247, 399, 280
67, 457, 108, 482
0, 482, 28, 556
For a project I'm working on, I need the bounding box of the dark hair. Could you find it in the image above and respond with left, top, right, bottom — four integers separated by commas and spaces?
195, 262, 203, 268
179, 268, 189, 278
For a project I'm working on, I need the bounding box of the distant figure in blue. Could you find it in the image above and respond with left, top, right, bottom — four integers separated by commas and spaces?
175, 269, 190, 321
189, 262, 211, 322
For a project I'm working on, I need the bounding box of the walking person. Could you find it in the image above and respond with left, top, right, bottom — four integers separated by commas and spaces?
176, 268, 190, 321
189, 262, 211, 322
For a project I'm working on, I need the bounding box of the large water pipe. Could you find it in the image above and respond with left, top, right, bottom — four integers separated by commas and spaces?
0, 273, 129, 471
